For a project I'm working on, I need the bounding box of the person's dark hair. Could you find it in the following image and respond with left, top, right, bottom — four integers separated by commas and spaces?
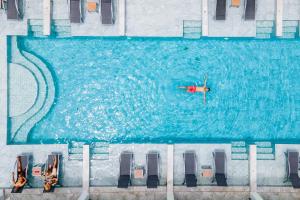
207, 88, 210, 92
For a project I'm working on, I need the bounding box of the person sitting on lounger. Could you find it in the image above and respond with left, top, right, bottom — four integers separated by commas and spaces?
43, 155, 58, 192
12, 156, 27, 191
178, 76, 210, 103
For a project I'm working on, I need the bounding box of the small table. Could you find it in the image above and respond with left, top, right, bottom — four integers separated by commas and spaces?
134, 166, 145, 179
201, 165, 213, 178
32, 164, 45, 177
87, 2, 98, 12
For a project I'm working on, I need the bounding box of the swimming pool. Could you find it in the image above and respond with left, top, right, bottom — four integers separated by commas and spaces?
13, 37, 300, 144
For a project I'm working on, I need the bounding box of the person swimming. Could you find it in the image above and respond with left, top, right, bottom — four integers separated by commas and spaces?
178, 76, 210, 104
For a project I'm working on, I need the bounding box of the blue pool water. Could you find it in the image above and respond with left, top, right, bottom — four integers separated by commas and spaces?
18, 37, 300, 144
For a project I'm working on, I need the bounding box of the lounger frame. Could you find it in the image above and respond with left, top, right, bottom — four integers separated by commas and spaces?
69, 0, 84, 23
244, 0, 256, 20
6, 0, 23, 20
117, 151, 134, 188
215, 0, 226, 20
146, 151, 160, 188
285, 150, 300, 188
101, 0, 114, 24
212, 149, 227, 186
43, 153, 62, 193
11, 154, 29, 193
182, 150, 197, 187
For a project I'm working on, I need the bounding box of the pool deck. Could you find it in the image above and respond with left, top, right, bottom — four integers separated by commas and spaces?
1, 143, 300, 199
0, 0, 300, 37
1, 0, 300, 199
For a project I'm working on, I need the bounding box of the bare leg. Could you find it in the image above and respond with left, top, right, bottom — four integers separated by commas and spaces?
17, 156, 22, 174
53, 155, 58, 169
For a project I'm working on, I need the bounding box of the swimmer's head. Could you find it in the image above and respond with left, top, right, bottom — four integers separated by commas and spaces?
206, 87, 210, 92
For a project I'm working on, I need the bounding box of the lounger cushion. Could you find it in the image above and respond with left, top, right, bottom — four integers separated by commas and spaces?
118, 175, 130, 188
245, 0, 255, 20
147, 175, 159, 188
101, 0, 113, 24
7, 0, 19, 20
70, 0, 81, 23
216, 0, 226, 20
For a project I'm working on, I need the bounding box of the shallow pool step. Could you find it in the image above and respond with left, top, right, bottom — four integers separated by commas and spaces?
231, 153, 248, 160
257, 153, 275, 160
91, 153, 109, 160
255, 141, 275, 160
28, 19, 43, 26
183, 20, 201, 39
231, 141, 248, 160
256, 33, 271, 39
68, 153, 83, 160
256, 20, 274, 28
283, 20, 299, 27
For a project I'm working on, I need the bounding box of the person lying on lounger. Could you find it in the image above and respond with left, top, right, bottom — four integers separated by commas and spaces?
178, 76, 210, 104
12, 156, 27, 190
43, 155, 58, 192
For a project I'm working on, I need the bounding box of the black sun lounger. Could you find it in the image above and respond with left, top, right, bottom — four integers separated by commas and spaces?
286, 150, 300, 188
213, 150, 227, 186
118, 151, 133, 188
146, 152, 160, 188
7, 0, 23, 20
11, 155, 29, 193
216, 0, 226, 20
101, 0, 114, 24
183, 151, 197, 187
244, 0, 255, 20
43, 153, 61, 193
70, 0, 82, 23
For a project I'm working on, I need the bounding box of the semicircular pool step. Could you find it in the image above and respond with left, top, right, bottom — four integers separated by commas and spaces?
9, 38, 48, 143
9, 36, 55, 143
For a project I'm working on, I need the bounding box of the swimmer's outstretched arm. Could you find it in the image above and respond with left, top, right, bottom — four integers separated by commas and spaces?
178, 86, 187, 89
204, 75, 207, 87
203, 92, 206, 104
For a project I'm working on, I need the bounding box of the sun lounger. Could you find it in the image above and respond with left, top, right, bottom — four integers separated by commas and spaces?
183, 151, 197, 187
11, 155, 29, 193
117, 151, 133, 188
213, 150, 227, 186
286, 150, 300, 188
146, 152, 160, 188
101, 0, 114, 24
43, 153, 61, 193
70, 0, 82, 23
7, 0, 23, 20
216, 0, 226, 20
244, 0, 255, 20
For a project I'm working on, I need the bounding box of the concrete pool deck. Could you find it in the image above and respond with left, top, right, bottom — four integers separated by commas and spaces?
1, 0, 300, 199
1, 143, 300, 199
0, 0, 300, 37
